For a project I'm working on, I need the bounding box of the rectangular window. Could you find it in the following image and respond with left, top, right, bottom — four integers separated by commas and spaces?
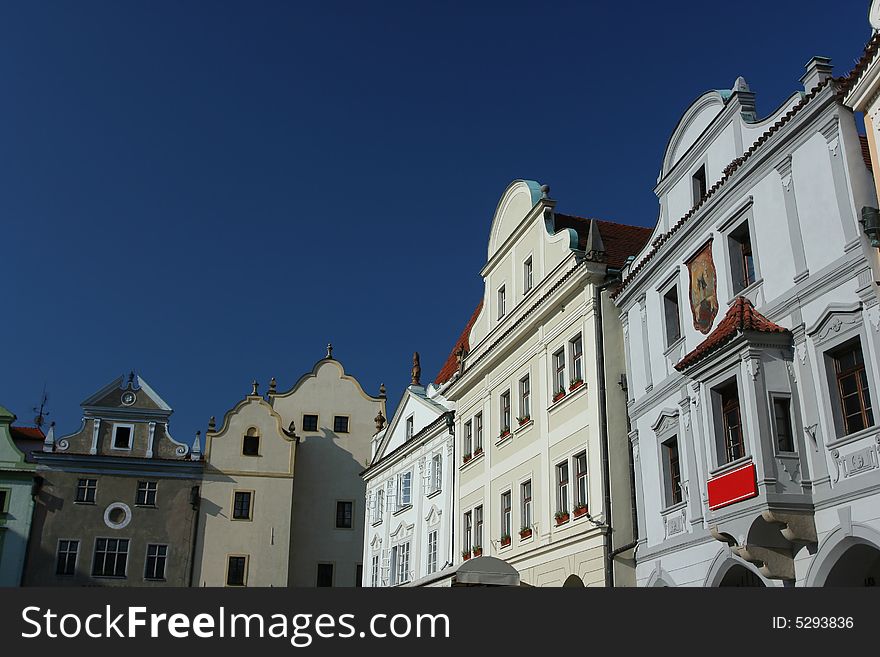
662, 438, 682, 506
519, 375, 531, 420
692, 164, 707, 204
56, 540, 78, 576
242, 430, 260, 456
112, 424, 133, 450
663, 285, 682, 345
75, 478, 97, 504
397, 471, 412, 508
463, 511, 472, 553
524, 257, 533, 294
500, 390, 511, 432
501, 492, 511, 539
390, 546, 398, 585
553, 349, 566, 396
0, 489, 7, 514
474, 505, 483, 549
375, 489, 384, 522
336, 501, 353, 528
302, 414, 319, 432
729, 221, 756, 293
431, 453, 442, 493
334, 416, 350, 433
463, 420, 472, 457
405, 416, 414, 441
521, 480, 532, 531
371, 554, 380, 587
144, 544, 167, 580
92, 538, 129, 578
356, 564, 362, 587
719, 381, 745, 464
773, 397, 795, 452
317, 563, 334, 587
833, 341, 874, 436
226, 556, 247, 586
135, 481, 157, 507
232, 491, 253, 520
570, 335, 584, 384
427, 530, 438, 574
474, 413, 483, 452
498, 285, 506, 319
574, 451, 588, 508
397, 542, 411, 584
556, 462, 569, 514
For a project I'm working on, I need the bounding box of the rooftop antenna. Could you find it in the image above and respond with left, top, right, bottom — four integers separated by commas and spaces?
33, 384, 50, 429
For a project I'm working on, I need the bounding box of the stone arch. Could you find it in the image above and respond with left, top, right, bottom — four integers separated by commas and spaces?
645, 565, 675, 587
804, 521, 880, 587
704, 547, 768, 587
562, 574, 584, 587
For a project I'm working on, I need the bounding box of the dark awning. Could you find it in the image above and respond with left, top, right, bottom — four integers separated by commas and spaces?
453, 556, 520, 587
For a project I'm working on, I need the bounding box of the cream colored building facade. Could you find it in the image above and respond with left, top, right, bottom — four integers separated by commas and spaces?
194, 348, 385, 587
437, 180, 650, 587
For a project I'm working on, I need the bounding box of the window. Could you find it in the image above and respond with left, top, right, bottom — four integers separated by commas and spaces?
718, 381, 745, 464
226, 556, 247, 586
56, 540, 78, 576
334, 416, 349, 433
92, 538, 129, 578
570, 334, 583, 384
661, 438, 682, 507
498, 285, 506, 319
371, 554, 380, 587
500, 390, 511, 432
663, 285, 682, 345
729, 221, 756, 293
524, 257, 533, 294
405, 416, 414, 441
0, 488, 8, 514
430, 453, 442, 493
474, 505, 483, 549
242, 428, 260, 456
463, 511, 472, 552
553, 349, 566, 395
233, 491, 253, 520
833, 341, 874, 436
356, 565, 363, 587
521, 480, 532, 531
773, 397, 795, 452
317, 563, 334, 587
396, 471, 412, 509
396, 542, 411, 584
574, 451, 588, 508
519, 375, 531, 420
692, 164, 707, 204
474, 413, 483, 452
302, 414, 319, 432
427, 530, 438, 574
501, 492, 511, 539
390, 546, 399, 585
112, 424, 133, 450
135, 481, 157, 507
463, 420, 472, 457
556, 462, 569, 513
375, 489, 384, 523
336, 501, 353, 528
75, 478, 97, 504
144, 544, 168, 580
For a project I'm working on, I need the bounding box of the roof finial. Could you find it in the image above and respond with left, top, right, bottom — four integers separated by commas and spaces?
326, 342, 333, 359
128, 371, 135, 385
191, 431, 202, 461
411, 352, 422, 386
42, 421, 56, 453
251, 379, 259, 396
541, 184, 551, 199
374, 409, 386, 432
379, 382, 386, 397
269, 377, 277, 394
208, 416, 216, 432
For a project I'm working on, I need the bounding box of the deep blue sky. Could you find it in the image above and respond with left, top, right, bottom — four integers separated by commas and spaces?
0, 1, 872, 441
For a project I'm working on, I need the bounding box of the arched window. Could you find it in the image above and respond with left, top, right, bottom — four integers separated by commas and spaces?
242, 427, 260, 456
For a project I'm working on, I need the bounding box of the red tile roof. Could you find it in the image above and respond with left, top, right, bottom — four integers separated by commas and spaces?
860, 134, 873, 170
675, 297, 789, 371
434, 300, 484, 385
10, 426, 45, 441
553, 214, 653, 269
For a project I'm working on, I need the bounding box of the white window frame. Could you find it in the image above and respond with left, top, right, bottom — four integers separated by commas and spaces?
519, 375, 531, 420
427, 530, 438, 575
520, 479, 532, 532
111, 423, 135, 451
498, 284, 507, 320
523, 256, 533, 295
430, 453, 442, 493
569, 334, 584, 385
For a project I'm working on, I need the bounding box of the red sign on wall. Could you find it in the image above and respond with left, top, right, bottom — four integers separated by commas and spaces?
707, 462, 757, 511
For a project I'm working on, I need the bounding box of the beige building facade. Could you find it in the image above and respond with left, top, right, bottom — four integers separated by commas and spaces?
437, 180, 650, 587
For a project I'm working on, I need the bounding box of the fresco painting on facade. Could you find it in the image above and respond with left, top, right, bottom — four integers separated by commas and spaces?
686, 240, 719, 334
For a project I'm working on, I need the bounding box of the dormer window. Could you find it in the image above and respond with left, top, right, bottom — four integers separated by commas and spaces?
405, 416, 414, 441
498, 285, 507, 320
692, 164, 707, 204
112, 424, 133, 450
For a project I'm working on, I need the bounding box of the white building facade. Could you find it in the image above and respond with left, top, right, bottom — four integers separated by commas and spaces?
614, 53, 880, 586
361, 355, 456, 587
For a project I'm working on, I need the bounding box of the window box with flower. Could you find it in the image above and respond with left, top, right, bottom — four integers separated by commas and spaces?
555, 510, 570, 526
500, 533, 511, 548
498, 428, 511, 441
463, 452, 472, 464
569, 378, 584, 393
473, 446, 484, 457
519, 526, 532, 540
517, 415, 530, 427
472, 546, 483, 557
461, 549, 471, 561
573, 503, 588, 519
552, 389, 566, 403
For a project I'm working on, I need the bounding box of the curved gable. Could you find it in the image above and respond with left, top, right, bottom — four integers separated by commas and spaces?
487, 180, 543, 259
662, 91, 728, 177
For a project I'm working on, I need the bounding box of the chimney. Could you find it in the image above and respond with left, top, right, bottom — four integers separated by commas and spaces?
801, 56, 833, 92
